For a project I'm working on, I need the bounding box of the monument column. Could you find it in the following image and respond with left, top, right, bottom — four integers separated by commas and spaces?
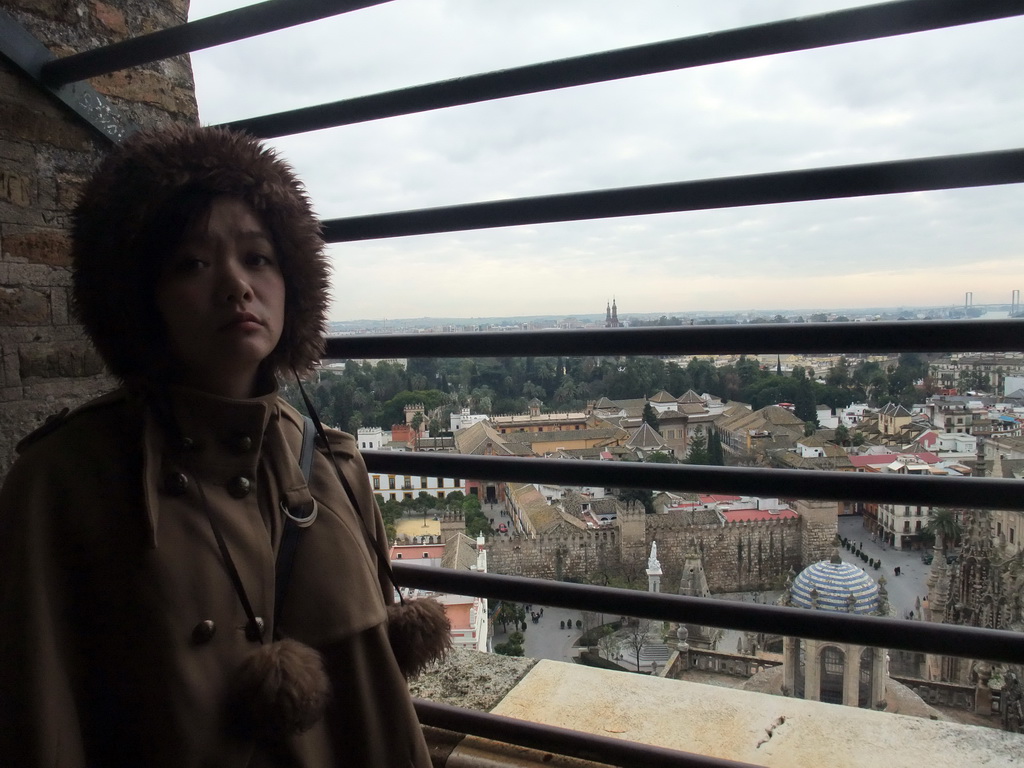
646, 540, 662, 593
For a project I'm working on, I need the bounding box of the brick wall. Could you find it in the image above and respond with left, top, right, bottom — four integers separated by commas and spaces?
0, 0, 197, 475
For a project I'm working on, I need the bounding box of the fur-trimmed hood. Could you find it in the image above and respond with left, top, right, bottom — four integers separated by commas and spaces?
71, 124, 330, 384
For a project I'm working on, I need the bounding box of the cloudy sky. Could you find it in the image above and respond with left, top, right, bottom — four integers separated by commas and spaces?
187, 1, 1024, 322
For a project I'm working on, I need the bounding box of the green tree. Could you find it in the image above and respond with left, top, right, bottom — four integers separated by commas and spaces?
645, 451, 673, 463
924, 509, 964, 553
834, 424, 850, 446
616, 488, 654, 514
957, 369, 989, 394
496, 602, 526, 633
461, 494, 490, 537
443, 490, 466, 508
825, 357, 851, 387
642, 402, 660, 431
686, 432, 711, 465
794, 377, 818, 424
494, 631, 525, 657
708, 429, 725, 465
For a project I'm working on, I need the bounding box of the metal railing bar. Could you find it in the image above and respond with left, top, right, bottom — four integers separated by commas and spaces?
320, 148, 1024, 242
0, 9, 134, 142
363, 452, 1024, 511
394, 566, 1024, 665
413, 699, 762, 768
219, 0, 1024, 139
323, 318, 1024, 359
38, 0, 395, 87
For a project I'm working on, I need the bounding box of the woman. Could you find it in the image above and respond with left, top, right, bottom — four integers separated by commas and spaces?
0, 125, 448, 766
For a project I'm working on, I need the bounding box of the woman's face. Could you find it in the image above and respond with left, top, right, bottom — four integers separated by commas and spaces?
156, 196, 285, 399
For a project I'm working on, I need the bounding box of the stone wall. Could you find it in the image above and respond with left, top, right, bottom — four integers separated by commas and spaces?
795, 498, 840, 565
0, 0, 197, 476
486, 508, 808, 593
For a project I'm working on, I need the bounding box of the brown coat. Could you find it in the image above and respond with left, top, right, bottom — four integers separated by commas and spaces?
0, 386, 430, 767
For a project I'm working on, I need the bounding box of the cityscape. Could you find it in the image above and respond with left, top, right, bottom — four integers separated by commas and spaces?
273, 303, 1024, 761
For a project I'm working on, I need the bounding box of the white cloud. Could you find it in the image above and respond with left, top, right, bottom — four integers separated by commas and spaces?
189, 1, 1024, 320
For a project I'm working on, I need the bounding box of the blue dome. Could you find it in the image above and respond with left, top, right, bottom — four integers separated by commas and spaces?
790, 560, 879, 614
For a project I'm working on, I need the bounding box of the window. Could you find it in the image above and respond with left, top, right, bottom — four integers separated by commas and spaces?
1012, 528, 1016, 544
422, 552, 429, 558
403, 492, 413, 501
421, 477, 428, 488
372, 476, 379, 490
903, 521, 910, 532
437, 492, 445, 499
437, 478, 445, 488
823, 646, 844, 676
388, 475, 396, 490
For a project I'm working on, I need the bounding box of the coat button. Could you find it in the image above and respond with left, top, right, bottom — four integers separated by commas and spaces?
192, 620, 216, 644
227, 433, 253, 453
177, 437, 197, 452
227, 475, 252, 498
245, 617, 265, 641
164, 472, 189, 496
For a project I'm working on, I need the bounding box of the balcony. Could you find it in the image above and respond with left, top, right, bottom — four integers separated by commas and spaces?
4, 0, 1023, 765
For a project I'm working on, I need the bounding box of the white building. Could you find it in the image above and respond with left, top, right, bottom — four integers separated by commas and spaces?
369, 471, 466, 502
356, 426, 385, 450
450, 407, 490, 432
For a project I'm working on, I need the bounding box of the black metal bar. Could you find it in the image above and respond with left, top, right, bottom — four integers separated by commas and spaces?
324, 319, 1024, 359
220, 0, 1024, 139
0, 9, 133, 142
413, 699, 762, 768
321, 148, 1024, 242
39, 0, 395, 87
362, 451, 1024, 511
395, 566, 1024, 665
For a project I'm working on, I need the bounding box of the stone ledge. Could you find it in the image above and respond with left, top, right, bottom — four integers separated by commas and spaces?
416, 654, 1021, 767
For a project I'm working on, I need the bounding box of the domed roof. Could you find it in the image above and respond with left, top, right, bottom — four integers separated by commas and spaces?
790, 558, 880, 614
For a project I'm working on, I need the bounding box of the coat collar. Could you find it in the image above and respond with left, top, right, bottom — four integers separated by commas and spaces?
141, 385, 282, 547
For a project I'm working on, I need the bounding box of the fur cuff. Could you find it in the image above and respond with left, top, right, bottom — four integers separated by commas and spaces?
387, 598, 452, 678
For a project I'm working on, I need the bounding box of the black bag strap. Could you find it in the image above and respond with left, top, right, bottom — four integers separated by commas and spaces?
274, 415, 316, 636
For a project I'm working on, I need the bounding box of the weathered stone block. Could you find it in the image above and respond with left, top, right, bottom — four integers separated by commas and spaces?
56, 172, 86, 208
92, 69, 195, 115
90, 0, 128, 36
3, 230, 71, 266
19, 340, 105, 379
0, 171, 31, 206
0, 285, 49, 325
0, 102, 92, 152
3, 262, 70, 287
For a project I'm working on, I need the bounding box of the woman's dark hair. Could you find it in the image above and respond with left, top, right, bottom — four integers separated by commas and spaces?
71, 124, 330, 386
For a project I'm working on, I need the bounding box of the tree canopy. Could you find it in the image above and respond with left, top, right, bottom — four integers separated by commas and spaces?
281, 351, 934, 435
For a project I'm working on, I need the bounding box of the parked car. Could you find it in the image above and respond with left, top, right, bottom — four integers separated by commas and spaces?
498, 523, 508, 533
946, 549, 961, 564
921, 551, 934, 565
